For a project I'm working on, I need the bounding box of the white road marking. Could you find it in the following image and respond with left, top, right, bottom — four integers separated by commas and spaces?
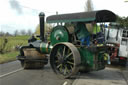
63, 81, 68, 85
0, 68, 23, 78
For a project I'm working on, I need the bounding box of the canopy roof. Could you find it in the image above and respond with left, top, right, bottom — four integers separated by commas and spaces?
46, 10, 116, 23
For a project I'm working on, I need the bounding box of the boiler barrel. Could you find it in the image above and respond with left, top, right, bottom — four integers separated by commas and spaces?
40, 42, 52, 54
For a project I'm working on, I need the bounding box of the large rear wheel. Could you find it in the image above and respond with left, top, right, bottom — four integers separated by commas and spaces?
50, 42, 81, 78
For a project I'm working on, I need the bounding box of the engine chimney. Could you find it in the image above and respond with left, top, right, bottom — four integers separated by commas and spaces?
39, 12, 45, 41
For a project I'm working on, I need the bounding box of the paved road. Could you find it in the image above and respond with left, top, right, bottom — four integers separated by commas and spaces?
0, 61, 21, 75
0, 61, 74, 85
0, 60, 128, 85
73, 62, 128, 85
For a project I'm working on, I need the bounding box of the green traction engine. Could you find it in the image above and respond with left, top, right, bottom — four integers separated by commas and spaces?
17, 10, 116, 78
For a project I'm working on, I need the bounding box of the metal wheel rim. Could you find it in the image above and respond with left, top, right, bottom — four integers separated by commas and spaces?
50, 42, 81, 78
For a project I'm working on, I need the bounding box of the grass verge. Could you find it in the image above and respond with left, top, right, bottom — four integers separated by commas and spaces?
0, 35, 29, 64
0, 51, 19, 64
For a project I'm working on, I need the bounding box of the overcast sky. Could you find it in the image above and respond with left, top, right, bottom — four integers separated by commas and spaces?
0, 0, 128, 34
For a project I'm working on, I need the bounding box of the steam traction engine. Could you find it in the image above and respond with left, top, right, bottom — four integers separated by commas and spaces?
17, 10, 116, 78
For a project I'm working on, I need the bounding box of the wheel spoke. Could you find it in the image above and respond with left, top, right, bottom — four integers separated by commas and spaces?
70, 65, 73, 70
65, 65, 70, 74
58, 51, 61, 56
63, 65, 69, 75
55, 60, 59, 63
65, 52, 73, 59
67, 61, 74, 65
56, 51, 61, 59
64, 66, 67, 75
57, 64, 62, 68
59, 65, 63, 72
63, 46, 66, 57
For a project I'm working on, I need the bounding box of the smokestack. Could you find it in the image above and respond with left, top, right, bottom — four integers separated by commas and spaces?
39, 12, 45, 41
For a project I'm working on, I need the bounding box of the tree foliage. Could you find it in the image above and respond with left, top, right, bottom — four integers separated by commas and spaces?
27, 29, 32, 36
20, 29, 26, 35
14, 30, 19, 36
35, 23, 52, 35
0, 37, 8, 54
116, 16, 128, 28
85, 0, 94, 12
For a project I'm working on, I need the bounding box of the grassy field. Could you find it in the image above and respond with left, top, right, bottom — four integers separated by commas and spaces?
0, 35, 30, 52
0, 51, 19, 64
0, 35, 30, 64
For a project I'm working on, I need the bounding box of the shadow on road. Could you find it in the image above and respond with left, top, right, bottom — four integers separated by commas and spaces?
76, 61, 128, 82
107, 60, 128, 70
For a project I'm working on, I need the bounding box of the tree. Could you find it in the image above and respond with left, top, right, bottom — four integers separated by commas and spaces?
84, 0, 94, 33
20, 29, 26, 35
35, 24, 40, 35
0, 31, 5, 36
85, 0, 94, 12
116, 16, 128, 28
27, 29, 32, 36
14, 30, 19, 36
35, 24, 52, 41
5, 32, 11, 36
0, 37, 8, 54
35, 23, 52, 35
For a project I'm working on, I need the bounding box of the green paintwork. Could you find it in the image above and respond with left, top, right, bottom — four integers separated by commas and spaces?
78, 47, 105, 71
74, 22, 90, 39
40, 42, 48, 53
40, 42, 53, 53
78, 47, 94, 67
97, 52, 105, 70
50, 26, 69, 45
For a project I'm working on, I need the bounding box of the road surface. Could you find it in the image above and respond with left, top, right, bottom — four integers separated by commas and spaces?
73, 62, 128, 85
0, 61, 73, 85
0, 60, 128, 85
